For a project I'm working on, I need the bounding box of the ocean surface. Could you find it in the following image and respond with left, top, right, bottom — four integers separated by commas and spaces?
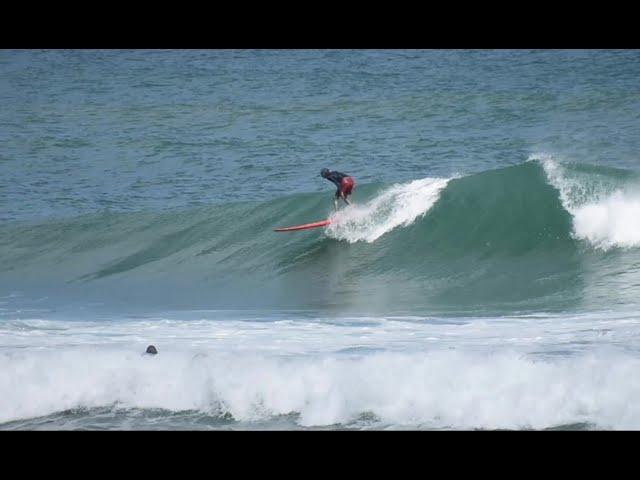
2, 49, 640, 430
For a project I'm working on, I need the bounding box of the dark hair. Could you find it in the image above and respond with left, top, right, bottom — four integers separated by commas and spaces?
146, 345, 158, 354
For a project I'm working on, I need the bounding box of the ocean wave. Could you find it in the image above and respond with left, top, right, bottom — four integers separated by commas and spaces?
2, 159, 640, 313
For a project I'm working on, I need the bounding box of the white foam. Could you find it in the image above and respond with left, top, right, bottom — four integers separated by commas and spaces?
325, 177, 450, 243
3, 345, 640, 429
537, 154, 640, 250
2, 314, 640, 429
573, 192, 640, 250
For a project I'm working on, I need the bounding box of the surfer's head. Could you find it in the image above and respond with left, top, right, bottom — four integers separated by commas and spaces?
145, 345, 158, 355
321, 168, 330, 178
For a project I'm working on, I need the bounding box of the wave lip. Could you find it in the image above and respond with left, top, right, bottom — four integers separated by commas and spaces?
325, 177, 450, 243
538, 154, 640, 250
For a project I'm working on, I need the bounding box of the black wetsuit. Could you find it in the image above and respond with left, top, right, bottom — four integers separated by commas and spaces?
324, 171, 349, 189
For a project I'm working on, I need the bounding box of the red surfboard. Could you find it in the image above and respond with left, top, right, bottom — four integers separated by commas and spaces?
273, 219, 331, 232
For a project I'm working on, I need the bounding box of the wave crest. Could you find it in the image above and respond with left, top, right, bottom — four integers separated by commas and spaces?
539, 154, 640, 250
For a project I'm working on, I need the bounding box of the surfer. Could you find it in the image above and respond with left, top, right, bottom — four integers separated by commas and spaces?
321, 168, 354, 210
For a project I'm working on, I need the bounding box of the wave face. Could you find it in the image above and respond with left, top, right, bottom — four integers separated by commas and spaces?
2, 159, 640, 315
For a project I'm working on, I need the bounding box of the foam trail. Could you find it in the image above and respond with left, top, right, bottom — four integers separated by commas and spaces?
536, 154, 640, 250
325, 177, 450, 243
